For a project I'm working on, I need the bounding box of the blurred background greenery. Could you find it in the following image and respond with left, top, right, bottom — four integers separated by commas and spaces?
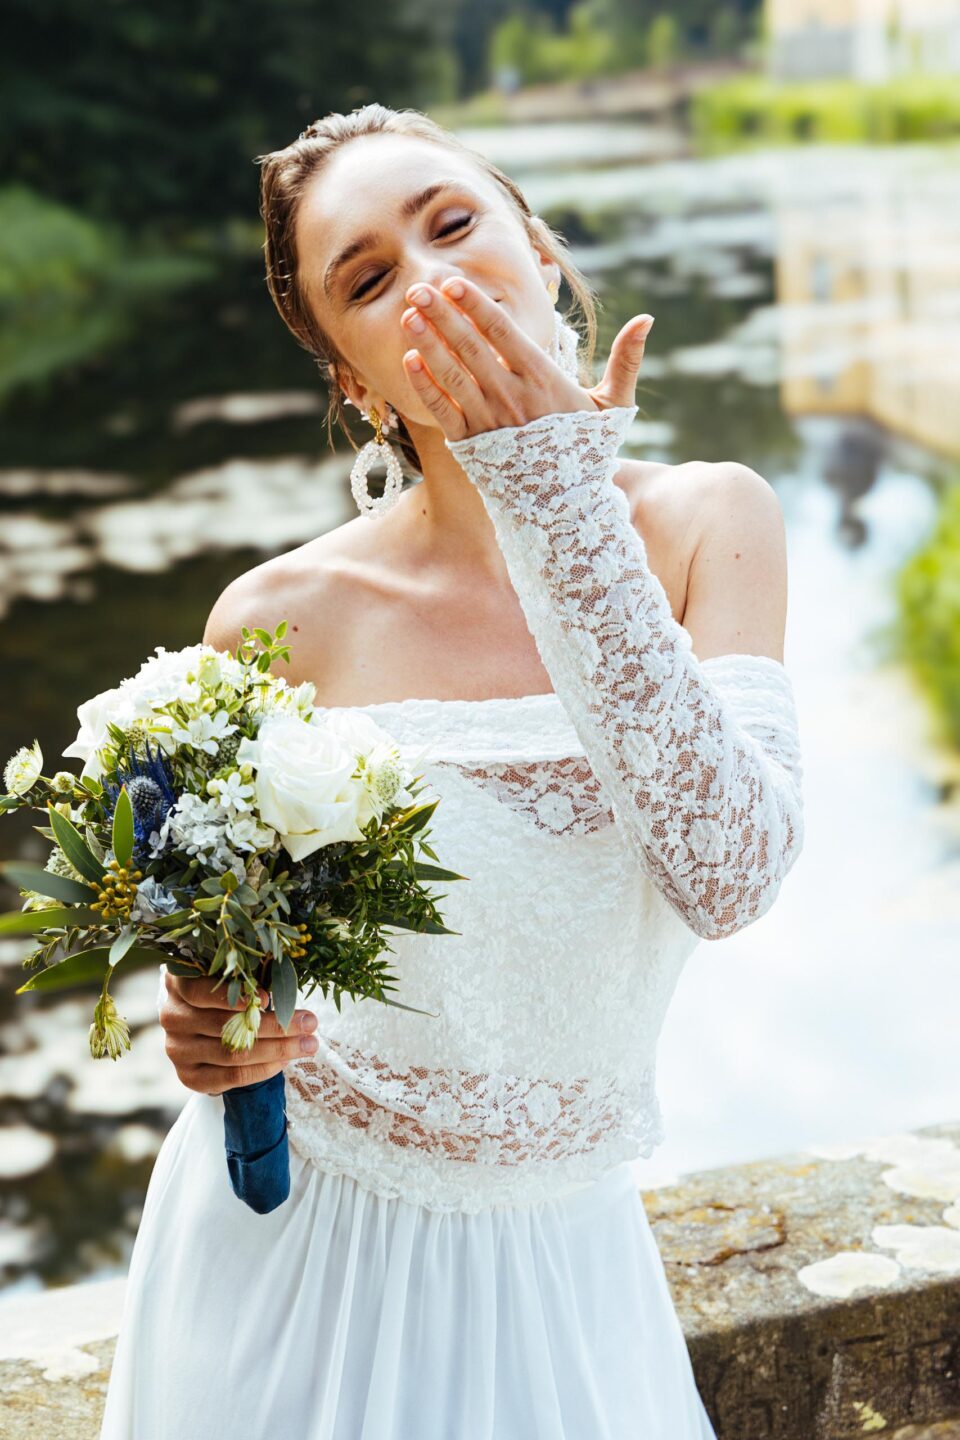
1, 0, 959, 1296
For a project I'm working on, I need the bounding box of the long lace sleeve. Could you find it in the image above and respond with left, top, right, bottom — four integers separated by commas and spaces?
445, 405, 804, 941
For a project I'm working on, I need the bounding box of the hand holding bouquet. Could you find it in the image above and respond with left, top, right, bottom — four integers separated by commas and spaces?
0, 622, 466, 1213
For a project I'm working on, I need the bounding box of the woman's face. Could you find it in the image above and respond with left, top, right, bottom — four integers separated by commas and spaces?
294, 134, 560, 428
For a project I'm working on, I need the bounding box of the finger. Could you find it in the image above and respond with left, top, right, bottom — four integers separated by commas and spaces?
170, 972, 269, 1011
432, 278, 540, 377
402, 348, 469, 439
610, 316, 654, 404
163, 994, 319, 1041
188, 1059, 293, 1096
401, 303, 482, 419
167, 1031, 318, 1069
405, 284, 519, 400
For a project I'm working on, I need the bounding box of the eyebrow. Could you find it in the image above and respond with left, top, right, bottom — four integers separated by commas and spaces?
322, 180, 484, 302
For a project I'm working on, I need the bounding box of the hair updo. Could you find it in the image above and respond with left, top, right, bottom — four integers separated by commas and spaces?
255, 103, 600, 478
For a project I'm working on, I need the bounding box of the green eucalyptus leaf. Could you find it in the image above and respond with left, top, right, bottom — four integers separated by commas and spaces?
162, 956, 205, 978
16, 943, 165, 994
112, 786, 134, 869
109, 927, 139, 966
0, 863, 95, 905
47, 806, 106, 885
150, 909, 196, 929
271, 954, 298, 1031
0, 905, 100, 934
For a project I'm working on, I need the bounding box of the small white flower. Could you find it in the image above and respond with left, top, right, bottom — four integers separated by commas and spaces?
225, 811, 278, 853
89, 992, 131, 1061
206, 772, 256, 812
170, 710, 238, 756
220, 1001, 262, 1052
4, 741, 43, 796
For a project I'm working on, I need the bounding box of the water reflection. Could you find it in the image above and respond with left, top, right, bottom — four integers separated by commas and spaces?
772, 143, 960, 461
1, 126, 958, 1293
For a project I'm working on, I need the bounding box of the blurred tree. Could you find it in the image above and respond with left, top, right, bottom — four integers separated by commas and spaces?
646, 13, 679, 68
710, 7, 741, 58
576, 0, 647, 69
0, 0, 459, 237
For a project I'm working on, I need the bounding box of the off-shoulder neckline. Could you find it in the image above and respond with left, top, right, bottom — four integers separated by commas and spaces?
312, 652, 786, 715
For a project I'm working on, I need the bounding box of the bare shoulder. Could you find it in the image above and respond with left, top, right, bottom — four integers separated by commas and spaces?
616, 456, 787, 656
201, 519, 374, 685
617, 455, 781, 543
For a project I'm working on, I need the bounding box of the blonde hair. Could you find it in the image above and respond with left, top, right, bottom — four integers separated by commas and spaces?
255, 103, 600, 477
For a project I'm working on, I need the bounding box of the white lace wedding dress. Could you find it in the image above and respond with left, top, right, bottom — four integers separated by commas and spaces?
100, 314, 804, 1440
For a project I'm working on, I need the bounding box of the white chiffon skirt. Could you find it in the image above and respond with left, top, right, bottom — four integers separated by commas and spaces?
100, 1090, 718, 1439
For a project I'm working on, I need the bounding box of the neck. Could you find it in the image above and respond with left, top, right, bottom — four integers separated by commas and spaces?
385, 308, 580, 590
392, 419, 511, 587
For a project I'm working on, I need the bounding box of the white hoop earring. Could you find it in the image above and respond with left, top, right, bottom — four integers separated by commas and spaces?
349, 403, 404, 518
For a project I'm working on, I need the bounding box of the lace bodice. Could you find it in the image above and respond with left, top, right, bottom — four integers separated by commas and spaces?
160, 395, 804, 1213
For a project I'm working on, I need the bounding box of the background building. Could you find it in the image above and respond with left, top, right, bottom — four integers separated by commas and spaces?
768, 0, 960, 81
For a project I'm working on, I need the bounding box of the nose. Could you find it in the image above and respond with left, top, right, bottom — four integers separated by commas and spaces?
424, 268, 461, 294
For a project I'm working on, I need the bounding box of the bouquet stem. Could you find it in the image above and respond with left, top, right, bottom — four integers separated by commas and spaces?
221, 1070, 290, 1214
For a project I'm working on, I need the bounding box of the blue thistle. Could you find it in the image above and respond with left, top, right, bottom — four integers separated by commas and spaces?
104, 738, 179, 850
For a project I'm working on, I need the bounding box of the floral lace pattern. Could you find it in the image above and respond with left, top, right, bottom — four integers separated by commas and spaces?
456, 755, 614, 836
287, 1036, 653, 1163
446, 406, 805, 940
284, 1035, 665, 1213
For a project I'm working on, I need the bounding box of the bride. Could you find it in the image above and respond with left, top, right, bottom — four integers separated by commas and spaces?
99, 103, 804, 1439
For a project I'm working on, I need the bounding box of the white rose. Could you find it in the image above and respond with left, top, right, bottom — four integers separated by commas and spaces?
236, 713, 368, 862
62, 686, 137, 781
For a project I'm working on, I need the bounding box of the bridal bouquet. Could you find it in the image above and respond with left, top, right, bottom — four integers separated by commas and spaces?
0, 622, 465, 1213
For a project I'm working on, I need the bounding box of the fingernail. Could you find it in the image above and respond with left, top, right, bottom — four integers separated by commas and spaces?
442, 280, 465, 299
298, 1012, 318, 1032
300, 1036, 318, 1055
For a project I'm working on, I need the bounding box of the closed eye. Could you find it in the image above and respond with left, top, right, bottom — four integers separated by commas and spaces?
350, 215, 475, 302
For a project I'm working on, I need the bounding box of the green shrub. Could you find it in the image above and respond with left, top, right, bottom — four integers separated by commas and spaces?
893, 483, 960, 752
692, 72, 960, 148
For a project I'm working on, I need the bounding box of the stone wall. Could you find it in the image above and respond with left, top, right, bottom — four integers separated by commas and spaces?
1, 1119, 958, 1438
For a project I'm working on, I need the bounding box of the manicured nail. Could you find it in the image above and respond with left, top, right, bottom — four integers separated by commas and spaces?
298, 1012, 318, 1032
409, 287, 431, 306
443, 280, 465, 299
300, 1036, 318, 1055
